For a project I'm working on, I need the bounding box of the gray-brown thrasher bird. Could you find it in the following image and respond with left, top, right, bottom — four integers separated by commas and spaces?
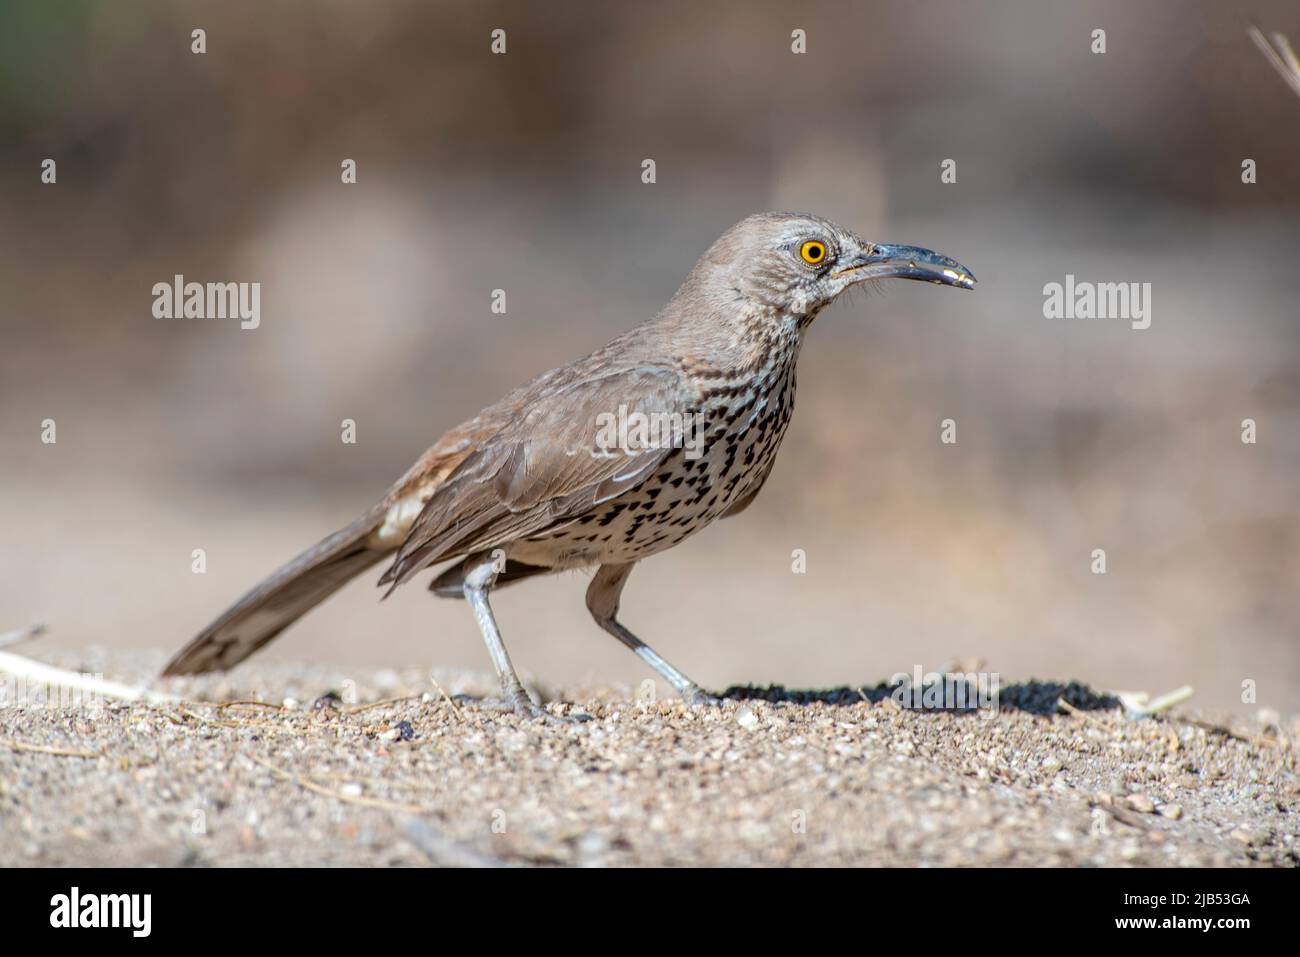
164, 212, 975, 720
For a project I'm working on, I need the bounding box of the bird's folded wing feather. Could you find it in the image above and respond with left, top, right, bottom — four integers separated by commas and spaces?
380, 365, 689, 585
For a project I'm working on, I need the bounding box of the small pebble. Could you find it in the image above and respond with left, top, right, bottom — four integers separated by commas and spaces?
1125, 794, 1155, 814
312, 691, 343, 711
378, 721, 415, 743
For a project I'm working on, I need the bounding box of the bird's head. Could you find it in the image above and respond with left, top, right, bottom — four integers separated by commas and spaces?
692, 211, 976, 322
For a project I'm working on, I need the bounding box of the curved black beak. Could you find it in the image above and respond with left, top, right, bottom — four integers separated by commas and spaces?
834, 243, 976, 290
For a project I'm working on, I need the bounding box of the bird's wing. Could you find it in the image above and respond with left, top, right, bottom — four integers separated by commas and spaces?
379, 365, 690, 586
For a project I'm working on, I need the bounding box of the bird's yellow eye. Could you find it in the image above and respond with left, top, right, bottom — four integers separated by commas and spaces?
799, 240, 827, 265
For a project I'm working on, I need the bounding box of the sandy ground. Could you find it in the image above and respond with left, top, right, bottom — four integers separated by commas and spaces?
1, 653, 1296, 867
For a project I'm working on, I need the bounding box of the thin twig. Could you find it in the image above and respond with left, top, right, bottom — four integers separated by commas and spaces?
429, 675, 463, 721
1249, 26, 1300, 98
344, 695, 420, 715
1117, 685, 1194, 719
1056, 698, 1109, 725
246, 754, 428, 813
177, 708, 303, 735
216, 700, 284, 712
1, 737, 99, 759
1182, 717, 1287, 751
0, 648, 178, 706
1091, 796, 1155, 831
0, 623, 46, 649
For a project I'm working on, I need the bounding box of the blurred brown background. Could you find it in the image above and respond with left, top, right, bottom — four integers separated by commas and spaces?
1, 0, 1297, 712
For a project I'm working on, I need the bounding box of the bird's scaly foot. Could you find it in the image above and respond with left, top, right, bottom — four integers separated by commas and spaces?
680, 686, 724, 708
479, 688, 592, 724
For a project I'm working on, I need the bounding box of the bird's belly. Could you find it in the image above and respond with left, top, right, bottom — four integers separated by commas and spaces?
512, 382, 796, 568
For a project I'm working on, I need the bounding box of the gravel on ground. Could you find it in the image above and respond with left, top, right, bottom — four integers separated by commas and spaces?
1, 654, 1296, 867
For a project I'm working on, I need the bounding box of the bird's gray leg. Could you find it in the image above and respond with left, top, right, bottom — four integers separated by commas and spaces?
462, 553, 584, 723
585, 562, 720, 706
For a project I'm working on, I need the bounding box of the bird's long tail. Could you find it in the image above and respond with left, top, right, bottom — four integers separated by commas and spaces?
162, 506, 391, 676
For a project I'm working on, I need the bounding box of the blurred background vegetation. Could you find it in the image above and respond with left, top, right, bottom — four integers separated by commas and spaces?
1, 0, 1297, 712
